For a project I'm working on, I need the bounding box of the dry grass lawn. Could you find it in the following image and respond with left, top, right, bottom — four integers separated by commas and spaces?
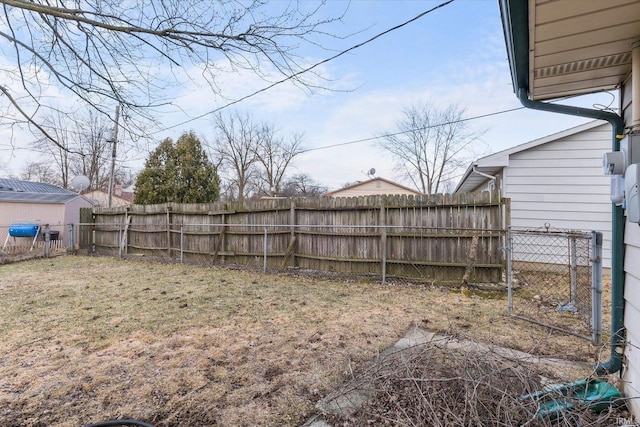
0, 256, 608, 426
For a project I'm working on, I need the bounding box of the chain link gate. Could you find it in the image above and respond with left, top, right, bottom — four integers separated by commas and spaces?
507, 226, 603, 343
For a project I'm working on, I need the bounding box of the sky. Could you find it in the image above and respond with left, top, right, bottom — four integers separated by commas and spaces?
0, 0, 618, 191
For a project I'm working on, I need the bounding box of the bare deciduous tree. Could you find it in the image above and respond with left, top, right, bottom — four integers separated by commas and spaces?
211, 112, 305, 201
0, 1, 345, 149
255, 126, 304, 196
17, 161, 56, 184
211, 112, 260, 203
28, 110, 130, 190
281, 173, 327, 197
377, 103, 484, 195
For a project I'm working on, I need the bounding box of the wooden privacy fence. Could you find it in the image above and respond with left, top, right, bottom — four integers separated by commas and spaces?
81, 192, 508, 284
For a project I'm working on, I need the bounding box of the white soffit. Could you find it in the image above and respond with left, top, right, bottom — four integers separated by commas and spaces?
529, 0, 640, 100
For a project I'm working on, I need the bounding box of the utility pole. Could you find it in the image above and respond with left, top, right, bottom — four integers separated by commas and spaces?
107, 105, 120, 208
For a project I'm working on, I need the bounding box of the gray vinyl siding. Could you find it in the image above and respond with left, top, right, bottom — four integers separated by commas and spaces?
503, 123, 612, 267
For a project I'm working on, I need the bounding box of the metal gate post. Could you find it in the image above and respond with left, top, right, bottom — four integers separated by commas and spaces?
570, 235, 578, 305
44, 224, 50, 257
68, 223, 74, 254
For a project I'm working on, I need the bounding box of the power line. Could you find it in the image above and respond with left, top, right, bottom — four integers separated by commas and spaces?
153, 0, 456, 134
300, 106, 526, 153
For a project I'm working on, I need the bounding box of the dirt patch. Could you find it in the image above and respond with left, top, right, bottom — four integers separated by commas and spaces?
0, 256, 610, 426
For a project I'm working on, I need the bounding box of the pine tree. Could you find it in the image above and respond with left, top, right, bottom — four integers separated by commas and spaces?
135, 133, 219, 204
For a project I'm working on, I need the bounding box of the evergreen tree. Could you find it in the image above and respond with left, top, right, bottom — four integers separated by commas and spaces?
135, 133, 219, 204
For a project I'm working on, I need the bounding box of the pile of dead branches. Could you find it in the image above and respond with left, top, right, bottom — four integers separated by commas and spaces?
326, 340, 628, 426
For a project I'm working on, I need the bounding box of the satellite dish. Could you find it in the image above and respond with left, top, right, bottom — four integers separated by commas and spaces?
368, 168, 376, 177
71, 175, 90, 193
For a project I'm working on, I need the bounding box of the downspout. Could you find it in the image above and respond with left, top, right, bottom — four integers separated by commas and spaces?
516, 87, 625, 375
472, 165, 498, 196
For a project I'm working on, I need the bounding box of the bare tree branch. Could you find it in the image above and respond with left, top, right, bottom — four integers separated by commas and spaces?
377, 102, 484, 195
211, 111, 261, 203
0, 0, 348, 152
254, 125, 304, 196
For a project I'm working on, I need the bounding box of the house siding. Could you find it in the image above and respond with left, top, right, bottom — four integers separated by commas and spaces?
621, 72, 640, 416
0, 202, 66, 226
502, 123, 612, 267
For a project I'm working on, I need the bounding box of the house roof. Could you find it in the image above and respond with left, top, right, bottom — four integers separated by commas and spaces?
499, 0, 640, 101
324, 177, 422, 197
0, 178, 82, 204
454, 120, 607, 193
83, 189, 132, 207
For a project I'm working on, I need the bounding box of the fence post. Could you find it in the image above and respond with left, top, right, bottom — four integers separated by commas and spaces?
379, 201, 387, 284
502, 198, 511, 277
68, 223, 74, 254
570, 234, 578, 305
166, 207, 172, 258
118, 224, 123, 258
289, 200, 296, 267
591, 231, 603, 345
263, 227, 268, 273
507, 227, 513, 316
180, 224, 184, 264
124, 209, 130, 256
44, 224, 50, 258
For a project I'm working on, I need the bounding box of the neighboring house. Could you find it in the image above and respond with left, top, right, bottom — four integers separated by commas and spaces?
84, 185, 133, 207
119, 184, 136, 203
0, 178, 94, 246
455, 121, 612, 267
499, 0, 640, 415
324, 177, 422, 197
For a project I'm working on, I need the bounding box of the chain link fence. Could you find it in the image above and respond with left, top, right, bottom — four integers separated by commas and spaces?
507, 226, 603, 343
85, 222, 505, 285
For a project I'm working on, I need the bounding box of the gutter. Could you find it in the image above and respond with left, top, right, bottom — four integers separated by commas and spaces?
471, 165, 496, 181
517, 87, 625, 375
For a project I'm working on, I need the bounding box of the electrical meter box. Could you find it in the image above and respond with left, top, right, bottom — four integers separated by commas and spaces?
604, 134, 640, 211
603, 134, 640, 176
621, 134, 640, 167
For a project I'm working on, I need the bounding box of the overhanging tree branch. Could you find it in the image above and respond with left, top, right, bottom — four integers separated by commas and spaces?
0, 84, 83, 155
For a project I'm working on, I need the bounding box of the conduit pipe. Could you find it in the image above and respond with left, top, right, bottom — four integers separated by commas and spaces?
516, 87, 625, 375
